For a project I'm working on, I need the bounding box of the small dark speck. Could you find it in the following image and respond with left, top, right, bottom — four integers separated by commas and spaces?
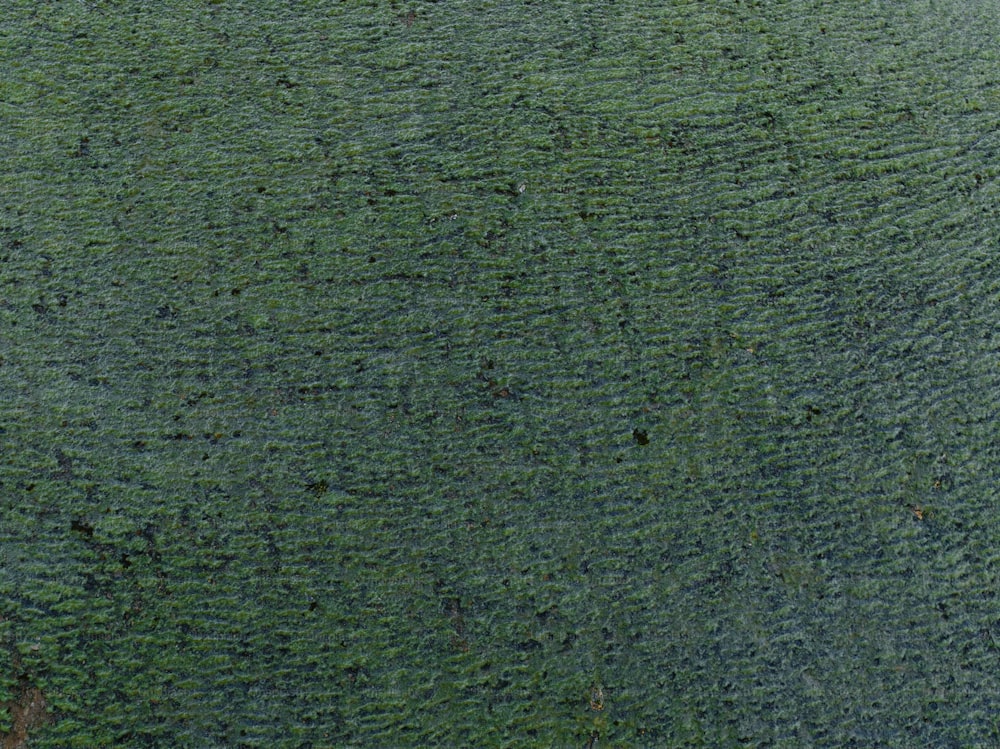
633, 428, 649, 445
306, 480, 329, 497
71, 519, 94, 537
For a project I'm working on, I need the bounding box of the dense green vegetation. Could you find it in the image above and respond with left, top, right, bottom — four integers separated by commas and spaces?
4, 0, 1000, 745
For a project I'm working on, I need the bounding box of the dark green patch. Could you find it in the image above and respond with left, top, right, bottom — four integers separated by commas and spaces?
4, 0, 1000, 745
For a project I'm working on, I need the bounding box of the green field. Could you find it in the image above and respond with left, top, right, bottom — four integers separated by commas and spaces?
4, 0, 1000, 745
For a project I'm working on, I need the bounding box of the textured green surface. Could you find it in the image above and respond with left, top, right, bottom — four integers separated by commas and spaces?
4, 0, 1000, 745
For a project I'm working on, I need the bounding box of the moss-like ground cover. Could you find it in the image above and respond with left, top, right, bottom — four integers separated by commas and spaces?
4, 0, 1000, 745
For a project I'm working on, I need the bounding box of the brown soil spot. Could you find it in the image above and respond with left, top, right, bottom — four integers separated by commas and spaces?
1, 674, 52, 749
